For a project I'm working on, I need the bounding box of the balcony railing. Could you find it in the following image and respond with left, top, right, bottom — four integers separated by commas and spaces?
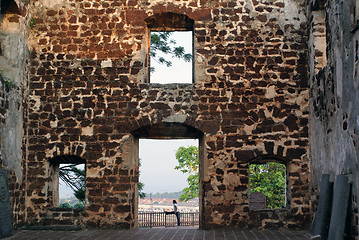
138, 212, 199, 228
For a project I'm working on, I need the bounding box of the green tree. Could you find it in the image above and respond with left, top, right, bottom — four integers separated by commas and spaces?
249, 162, 286, 209
174, 146, 199, 202
138, 182, 146, 199
150, 32, 192, 72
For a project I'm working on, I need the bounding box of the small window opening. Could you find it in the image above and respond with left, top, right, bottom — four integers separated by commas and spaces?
150, 31, 193, 84
59, 163, 85, 208
1, 0, 20, 16
145, 12, 194, 84
249, 162, 286, 210
0, 0, 21, 33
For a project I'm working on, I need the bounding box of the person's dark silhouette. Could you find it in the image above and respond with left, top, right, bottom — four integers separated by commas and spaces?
165, 200, 180, 226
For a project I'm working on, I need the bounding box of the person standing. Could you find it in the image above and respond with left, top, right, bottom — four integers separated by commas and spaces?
165, 200, 180, 226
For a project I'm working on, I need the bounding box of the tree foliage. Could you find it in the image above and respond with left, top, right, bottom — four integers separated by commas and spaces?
59, 164, 85, 204
174, 146, 199, 202
249, 162, 286, 209
138, 182, 146, 199
138, 158, 146, 199
150, 32, 192, 72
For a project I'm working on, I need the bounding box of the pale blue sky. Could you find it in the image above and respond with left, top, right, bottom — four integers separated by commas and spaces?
150, 31, 193, 84
139, 139, 198, 194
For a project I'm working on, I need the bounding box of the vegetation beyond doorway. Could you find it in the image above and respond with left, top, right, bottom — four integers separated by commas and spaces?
249, 162, 286, 209
174, 145, 199, 202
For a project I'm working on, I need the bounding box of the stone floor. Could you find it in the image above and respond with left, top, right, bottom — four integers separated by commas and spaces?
5, 227, 311, 240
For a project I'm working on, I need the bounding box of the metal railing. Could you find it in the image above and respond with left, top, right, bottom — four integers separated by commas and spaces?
138, 212, 199, 228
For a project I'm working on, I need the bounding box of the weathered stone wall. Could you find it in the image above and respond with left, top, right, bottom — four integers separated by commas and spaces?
26, 0, 310, 229
0, 0, 30, 227
308, 0, 359, 237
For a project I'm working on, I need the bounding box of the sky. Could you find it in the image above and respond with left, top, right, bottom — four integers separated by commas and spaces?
139, 139, 198, 194
59, 32, 195, 199
59, 164, 84, 199
150, 31, 193, 84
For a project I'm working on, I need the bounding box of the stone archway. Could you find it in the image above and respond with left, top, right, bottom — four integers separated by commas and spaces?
131, 122, 205, 228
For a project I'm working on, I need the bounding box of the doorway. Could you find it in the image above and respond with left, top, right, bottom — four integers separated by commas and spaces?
138, 139, 199, 227
131, 122, 205, 228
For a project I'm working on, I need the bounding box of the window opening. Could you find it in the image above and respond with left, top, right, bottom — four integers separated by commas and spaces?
249, 162, 286, 210
59, 163, 85, 208
150, 31, 193, 84
138, 139, 199, 227
0, 0, 21, 33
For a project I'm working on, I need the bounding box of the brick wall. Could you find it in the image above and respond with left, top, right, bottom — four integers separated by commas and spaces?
26, 0, 310, 229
